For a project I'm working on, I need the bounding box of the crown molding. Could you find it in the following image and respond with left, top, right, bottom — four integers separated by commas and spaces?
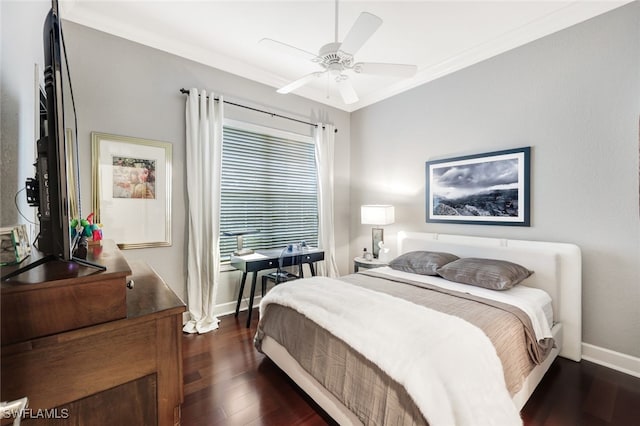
60, 1, 631, 113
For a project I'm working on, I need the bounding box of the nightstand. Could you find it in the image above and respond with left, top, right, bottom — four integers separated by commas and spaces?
354, 256, 388, 272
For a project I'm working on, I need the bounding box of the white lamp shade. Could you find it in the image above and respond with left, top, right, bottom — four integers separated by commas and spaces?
361, 205, 395, 225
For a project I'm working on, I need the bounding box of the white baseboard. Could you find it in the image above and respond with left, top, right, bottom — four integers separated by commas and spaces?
214, 296, 262, 317
182, 297, 263, 326
582, 343, 640, 378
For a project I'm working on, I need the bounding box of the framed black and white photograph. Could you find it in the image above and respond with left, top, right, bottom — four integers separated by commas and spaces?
92, 132, 173, 249
425, 147, 530, 226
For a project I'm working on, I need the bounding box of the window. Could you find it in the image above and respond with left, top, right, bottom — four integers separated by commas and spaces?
219, 121, 318, 260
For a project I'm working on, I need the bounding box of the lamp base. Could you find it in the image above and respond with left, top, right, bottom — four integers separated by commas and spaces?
372, 227, 384, 259
233, 248, 254, 256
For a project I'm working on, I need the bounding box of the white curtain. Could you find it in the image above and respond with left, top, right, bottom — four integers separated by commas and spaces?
183, 88, 224, 334
315, 123, 340, 277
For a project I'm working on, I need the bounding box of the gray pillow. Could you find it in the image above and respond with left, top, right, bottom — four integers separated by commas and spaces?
389, 251, 459, 276
436, 257, 533, 290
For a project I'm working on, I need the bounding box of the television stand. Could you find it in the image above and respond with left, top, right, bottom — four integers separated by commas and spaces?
1, 241, 185, 425
0, 253, 106, 281
72, 255, 107, 270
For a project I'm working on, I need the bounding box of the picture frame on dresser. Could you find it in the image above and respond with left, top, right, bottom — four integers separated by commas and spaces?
425, 146, 531, 226
92, 132, 173, 249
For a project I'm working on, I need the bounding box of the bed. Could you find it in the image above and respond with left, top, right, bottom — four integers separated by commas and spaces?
255, 231, 582, 425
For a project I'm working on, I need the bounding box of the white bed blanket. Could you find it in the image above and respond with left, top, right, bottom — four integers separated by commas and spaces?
260, 276, 522, 426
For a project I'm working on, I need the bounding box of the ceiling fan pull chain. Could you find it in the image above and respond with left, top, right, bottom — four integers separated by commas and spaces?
326, 72, 331, 100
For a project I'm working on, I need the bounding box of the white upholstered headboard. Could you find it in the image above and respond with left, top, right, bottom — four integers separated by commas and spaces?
397, 231, 582, 362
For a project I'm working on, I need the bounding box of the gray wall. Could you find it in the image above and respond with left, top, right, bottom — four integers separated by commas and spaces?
351, 2, 640, 357
2, 1, 638, 359
0, 2, 351, 312
0, 1, 46, 233
61, 21, 352, 309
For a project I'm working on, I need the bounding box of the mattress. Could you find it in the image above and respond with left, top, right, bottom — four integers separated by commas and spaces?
256, 270, 555, 425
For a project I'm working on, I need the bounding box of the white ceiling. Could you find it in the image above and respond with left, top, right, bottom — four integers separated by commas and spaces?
60, 0, 630, 112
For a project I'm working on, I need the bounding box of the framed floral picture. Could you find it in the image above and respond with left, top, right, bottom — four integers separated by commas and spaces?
92, 132, 172, 248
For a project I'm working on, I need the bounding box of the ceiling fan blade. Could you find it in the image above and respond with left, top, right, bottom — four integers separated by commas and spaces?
338, 12, 382, 56
336, 78, 359, 104
354, 62, 417, 78
277, 72, 325, 94
259, 38, 318, 62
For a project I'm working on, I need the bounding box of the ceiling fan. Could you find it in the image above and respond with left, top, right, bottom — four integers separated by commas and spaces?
260, 1, 417, 104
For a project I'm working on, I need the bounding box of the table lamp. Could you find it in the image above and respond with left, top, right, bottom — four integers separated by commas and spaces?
222, 230, 260, 256
361, 205, 395, 258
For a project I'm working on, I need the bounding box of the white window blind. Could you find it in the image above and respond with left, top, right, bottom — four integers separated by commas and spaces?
220, 124, 318, 260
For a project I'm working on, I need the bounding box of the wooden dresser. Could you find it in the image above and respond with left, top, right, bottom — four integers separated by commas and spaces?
1, 241, 185, 425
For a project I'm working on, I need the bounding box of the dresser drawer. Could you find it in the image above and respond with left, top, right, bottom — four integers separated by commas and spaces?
246, 258, 279, 272
245, 251, 324, 271
231, 249, 325, 273
301, 251, 324, 263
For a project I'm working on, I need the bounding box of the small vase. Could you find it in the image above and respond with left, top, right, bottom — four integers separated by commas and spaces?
363, 248, 373, 261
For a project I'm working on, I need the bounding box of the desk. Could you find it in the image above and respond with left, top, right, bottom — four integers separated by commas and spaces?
231, 248, 324, 327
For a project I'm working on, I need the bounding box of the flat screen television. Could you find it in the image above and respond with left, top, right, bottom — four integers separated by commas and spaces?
35, 1, 72, 260
1, 1, 104, 280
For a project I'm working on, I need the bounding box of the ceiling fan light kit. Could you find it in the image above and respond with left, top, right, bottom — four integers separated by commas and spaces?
262, 3, 417, 105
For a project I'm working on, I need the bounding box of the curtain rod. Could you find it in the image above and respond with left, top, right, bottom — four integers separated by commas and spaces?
180, 88, 338, 133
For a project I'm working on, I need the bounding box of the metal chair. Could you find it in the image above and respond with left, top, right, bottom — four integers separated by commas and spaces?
261, 246, 303, 294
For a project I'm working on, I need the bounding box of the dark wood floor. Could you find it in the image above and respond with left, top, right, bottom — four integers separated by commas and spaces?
181, 310, 640, 425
